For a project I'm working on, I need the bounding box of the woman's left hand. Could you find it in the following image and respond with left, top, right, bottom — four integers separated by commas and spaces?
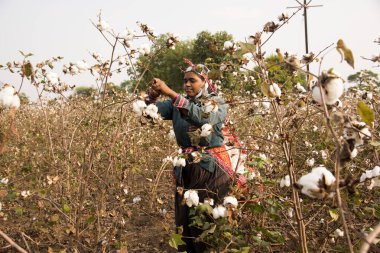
151, 78, 177, 98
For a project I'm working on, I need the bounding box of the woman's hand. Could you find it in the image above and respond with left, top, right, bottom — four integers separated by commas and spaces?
151, 78, 177, 99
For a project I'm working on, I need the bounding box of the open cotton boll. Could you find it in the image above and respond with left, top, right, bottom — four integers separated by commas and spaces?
46, 72, 59, 85
297, 166, 336, 199
132, 100, 147, 116
296, 83, 307, 93
76, 60, 88, 72
313, 71, 344, 105
0, 85, 20, 109
269, 83, 281, 97
138, 44, 151, 55
121, 28, 135, 41
223, 196, 238, 208
145, 104, 159, 119
280, 175, 291, 187
360, 166, 380, 182
212, 205, 227, 219
201, 123, 213, 137
223, 41, 234, 50
183, 190, 199, 207
97, 19, 109, 32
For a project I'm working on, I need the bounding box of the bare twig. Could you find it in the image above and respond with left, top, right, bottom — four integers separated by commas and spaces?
360, 222, 380, 253
0, 230, 28, 253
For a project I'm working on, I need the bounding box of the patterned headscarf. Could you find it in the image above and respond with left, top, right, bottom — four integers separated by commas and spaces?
183, 58, 217, 96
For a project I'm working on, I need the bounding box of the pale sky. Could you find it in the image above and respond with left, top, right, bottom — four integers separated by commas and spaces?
1, 0, 379, 99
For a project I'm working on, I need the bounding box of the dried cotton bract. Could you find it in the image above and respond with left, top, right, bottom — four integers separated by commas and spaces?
0, 84, 20, 109
297, 166, 336, 199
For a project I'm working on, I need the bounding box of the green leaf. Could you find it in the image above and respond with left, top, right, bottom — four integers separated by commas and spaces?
329, 209, 339, 221
336, 39, 354, 68
168, 233, 186, 250
86, 216, 96, 224
15, 207, 24, 216
237, 42, 256, 55
260, 81, 270, 97
19, 50, 33, 58
22, 62, 33, 77
62, 203, 71, 213
357, 101, 374, 127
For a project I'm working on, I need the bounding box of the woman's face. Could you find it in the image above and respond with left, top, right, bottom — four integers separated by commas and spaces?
183, 72, 205, 97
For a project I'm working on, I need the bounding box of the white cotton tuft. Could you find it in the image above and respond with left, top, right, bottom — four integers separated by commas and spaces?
168, 129, 175, 139
360, 166, 380, 182
334, 229, 344, 237
223, 41, 234, 50
312, 71, 344, 105
183, 190, 199, 207
223, 196, 238, 208
297, 166, 336, 199
145, 104, 159, 119
269, 83, 281, 97
132, 196, 141, 204
132, 100, 147, 116
296, 83, 307, 93
201, 123, 213, 137
138, 44, 151, 55
204, 198, 214, 206
0, 85, 20, 109
0, 178, 9, 184
212, 205, 227, 219
46, 72, 59, 85
280, 175, 291, 187
306, 158, 315, 167
121, 28, 135, 41
367, 177, 380, 190
97, 19, 109, 32
172, 157, 186, 167
76, 60, 88, 72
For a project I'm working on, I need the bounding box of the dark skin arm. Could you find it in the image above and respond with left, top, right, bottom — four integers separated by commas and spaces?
150, 78, 177, 99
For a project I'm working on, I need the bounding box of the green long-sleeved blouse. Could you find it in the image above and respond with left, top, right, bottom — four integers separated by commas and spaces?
156, 93, 228, 172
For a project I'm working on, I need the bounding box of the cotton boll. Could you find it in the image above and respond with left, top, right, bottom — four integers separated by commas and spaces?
297, 166, 336, 199
201, 123, 213, 137
132, 196, 141, 204
280, 175, 291, 187
145, 104, 159, 119
97, 20, 109, 32
306, 158, 315, 167
138, 44, 151, 55
367, 177, 380, 190
168, 129, 175, 139
212, 205, 227, 219
0, 85, 20, 109
313, 71, 344, 105
183, 190, 199, 207
334, 229, 344, 237
269, 83, 281, 97
223, 196, 238, 209
296, 83, 307, 93
76, 60, 88, 72
46, 72, 59, 85
204, 198, 214, 206
223, 41, 234, 50
132, 100, 147, 116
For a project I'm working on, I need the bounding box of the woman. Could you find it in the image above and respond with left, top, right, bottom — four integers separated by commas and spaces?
146, 59, 238, 252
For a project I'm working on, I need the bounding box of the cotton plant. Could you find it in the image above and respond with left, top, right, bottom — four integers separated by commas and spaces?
296, 166, 336, 199
312, 70, 344, 105
0, 84, 20, 109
